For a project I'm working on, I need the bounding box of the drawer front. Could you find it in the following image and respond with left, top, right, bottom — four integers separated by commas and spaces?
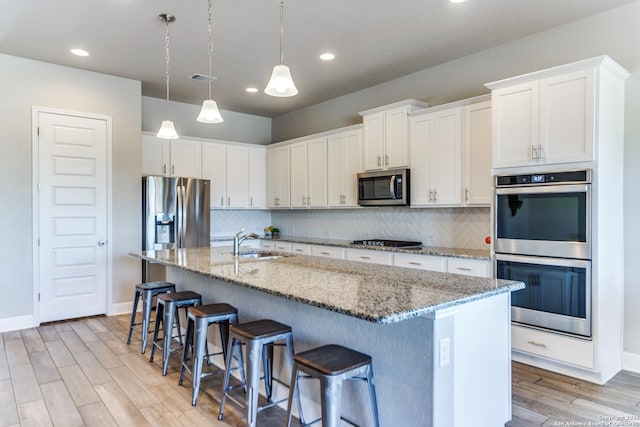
393, 253, 445, 272
291, 243, 312, 255
273, 241, 293, 252
345, 248, 391, 265
260, 240, 276, 250
310, 245, 345, 259
447, 258, 490, 278
511, 324, 594, 369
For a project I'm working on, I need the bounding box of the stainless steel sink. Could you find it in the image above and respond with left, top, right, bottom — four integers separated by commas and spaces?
236, 251, 281, 260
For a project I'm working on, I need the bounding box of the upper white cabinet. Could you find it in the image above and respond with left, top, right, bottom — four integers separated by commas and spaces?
327, 126, 362, 207
291, 137, 328, 208
462, 99, 492, 205
202, 142, 266, 210
267, 145, 291, 208
248, 147, 267, 209
142, 134, 202, 178
410, 107, 462, 206
360, 100, 428, 171
487, 56, 627, 169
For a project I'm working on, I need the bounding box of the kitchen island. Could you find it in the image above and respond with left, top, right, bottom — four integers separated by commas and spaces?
130, 247, 523, 427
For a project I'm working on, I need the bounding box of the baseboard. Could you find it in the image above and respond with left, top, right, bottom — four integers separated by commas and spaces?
0, 315, 36, 333
622, 351, 640, 373
110, 301, 135, 316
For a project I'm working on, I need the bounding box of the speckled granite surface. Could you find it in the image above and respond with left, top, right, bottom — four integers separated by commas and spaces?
257, 235, 491, 260
131, 247, 522, 324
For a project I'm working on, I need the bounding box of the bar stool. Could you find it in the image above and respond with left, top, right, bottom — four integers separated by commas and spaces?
218, 319, 304, 427
126, 281, 176, 353
285, 344, 380, 427
150, 290, 202, 375
178, 303, 240, 406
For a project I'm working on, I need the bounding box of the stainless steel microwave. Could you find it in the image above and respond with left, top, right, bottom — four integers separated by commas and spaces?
357, 169, 410, 206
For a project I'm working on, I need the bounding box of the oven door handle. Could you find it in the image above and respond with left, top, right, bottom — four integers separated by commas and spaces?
389, 175, 397, 199
495, 183, 590, 195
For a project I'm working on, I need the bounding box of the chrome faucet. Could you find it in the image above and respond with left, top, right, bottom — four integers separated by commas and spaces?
233, 229, 259, 255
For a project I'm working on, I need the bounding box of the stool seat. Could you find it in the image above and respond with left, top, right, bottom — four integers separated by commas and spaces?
189, 303, 237, 318
158, 290, 202, 303
294, 344, 372, 376
136, 281, 175, 291
229, 319, 292, 340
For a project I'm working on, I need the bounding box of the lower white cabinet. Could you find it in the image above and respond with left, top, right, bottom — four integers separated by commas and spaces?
511, 324, 595, 369
260, 240, 275, 250
393, 253, 446, 272
345, 248, 392, 265
310, 245, 345, 259
447, 258, 490, 278
291, 243, 312, 255
273, 241, 293, 252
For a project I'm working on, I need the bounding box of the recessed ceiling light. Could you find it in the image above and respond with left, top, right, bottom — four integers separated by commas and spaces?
319, 53, 335, 61
70, 48, 89, 57
449, 0, 467, 3
246, 87, 258, 93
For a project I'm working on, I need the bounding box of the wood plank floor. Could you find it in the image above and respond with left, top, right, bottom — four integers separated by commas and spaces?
2, 314, 640, 427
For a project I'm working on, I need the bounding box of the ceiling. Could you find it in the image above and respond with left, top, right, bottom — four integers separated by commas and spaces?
0, 0, 635, 118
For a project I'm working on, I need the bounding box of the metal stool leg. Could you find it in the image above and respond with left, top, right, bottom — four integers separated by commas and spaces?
367, 365, 380, 427
262, 343, 274, 400
218, 337, 238, 420
285, 364, 300, 427
161, 301, 177, 376
178, 315, 195, 387
140, 289, 154, 353
190, 316, 208, 405
245, 340, 262, 427
149, 300, 164, 363
127, 289, 141, 345
320, 375, 343, 427
284, 334, 304, 425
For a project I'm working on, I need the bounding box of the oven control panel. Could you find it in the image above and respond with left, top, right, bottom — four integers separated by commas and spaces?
496, 170, 590, 187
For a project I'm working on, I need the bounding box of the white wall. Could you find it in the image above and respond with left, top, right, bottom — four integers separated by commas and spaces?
0, 54, 142, 326
142, 96, 271, 144
271, 3, 640, 356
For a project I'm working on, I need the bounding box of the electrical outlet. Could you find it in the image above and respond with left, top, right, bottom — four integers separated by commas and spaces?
424, 233, 434, 245
439, 337, 450, 367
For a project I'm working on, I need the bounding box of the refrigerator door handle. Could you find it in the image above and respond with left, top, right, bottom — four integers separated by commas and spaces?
176, 181, 183, 248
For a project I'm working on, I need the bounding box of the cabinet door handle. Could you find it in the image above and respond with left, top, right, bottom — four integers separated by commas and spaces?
227, 197, 231, 206
465, 188, 469, 202
295, 248, 304, 252
220, 197, 224, 206
250, 197, 253, 207
302, 196, 306, 205
429, 190, 433, 202
385, 154, 389, 166
321, 251, 330, 255
433, 190, 438, 202
377, 155, 381, 167
360, 256, 371, 260
538, 145, 544, 162
275, 197, 280, 206
163, 164, 167, 174
171, 165, 175, 175
456, 267, 472, 271
409, 261, 422, 266
527, 340, 547, 348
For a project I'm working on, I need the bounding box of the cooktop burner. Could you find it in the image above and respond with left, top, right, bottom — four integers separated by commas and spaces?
351, 239, 423, 249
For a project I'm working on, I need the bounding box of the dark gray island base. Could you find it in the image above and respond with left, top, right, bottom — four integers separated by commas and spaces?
130, 247, 523, 427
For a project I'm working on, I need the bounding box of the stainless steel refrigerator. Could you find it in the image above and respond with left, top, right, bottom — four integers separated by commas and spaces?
142, 176, 210, 281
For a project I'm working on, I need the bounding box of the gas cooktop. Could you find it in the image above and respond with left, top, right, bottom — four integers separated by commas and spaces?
351, 239, 423, 249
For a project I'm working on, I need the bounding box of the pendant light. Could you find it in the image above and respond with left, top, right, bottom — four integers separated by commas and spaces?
264, 0, 298, 97
197, 0, 224, 123
157, 14, 179, 139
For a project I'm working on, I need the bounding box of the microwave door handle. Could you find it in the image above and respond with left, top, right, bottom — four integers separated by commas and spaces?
389, 175, 397, 199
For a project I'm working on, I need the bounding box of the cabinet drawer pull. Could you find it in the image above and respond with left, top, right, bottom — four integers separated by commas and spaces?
409, 261, 422, 266
527, 340, 547, 348
360, 256, 371, 260
320, 251, 330, 255
456, 267, 473, 271
295, 249, 304, 252
277, 246, 286, 250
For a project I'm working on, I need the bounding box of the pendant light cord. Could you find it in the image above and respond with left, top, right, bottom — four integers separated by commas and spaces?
279, 0, 284, 65
207, 0, 213, 99
164, 17, 171, 119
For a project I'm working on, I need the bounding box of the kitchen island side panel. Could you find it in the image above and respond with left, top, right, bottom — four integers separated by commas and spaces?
167, 267, 511, 426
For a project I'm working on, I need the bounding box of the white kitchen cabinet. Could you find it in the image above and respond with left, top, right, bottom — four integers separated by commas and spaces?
142, 133, 202, 178
290, 137, 327, 208
327, 127, 362, 207
248, 147, 267, 209
202, 143, 254, 209
291, 243, 312, 255
260, 240, 275, 250
446, 258, 489, 278
511, 324, 594, 369
410, 107, 462, 206
273, 241, 292, 252
267, 145, 291, 208
462, 100, 492, 205
310, 245, 345, 260
360, 100, 428, 171
489, 64, 601, 168
393, 253, 446, 272
345, 248, 391, 265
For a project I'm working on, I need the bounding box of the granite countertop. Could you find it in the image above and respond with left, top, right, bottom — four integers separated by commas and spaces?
131, 247, 522, 324
212, 235, 491, 260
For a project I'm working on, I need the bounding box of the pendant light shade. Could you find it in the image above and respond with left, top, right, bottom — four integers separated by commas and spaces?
265, 64, 298, 97
197, 0, 224, 123
157, 120, 179, 139
265, 0, 297, 97
157, 14, 179, 139
197, 99, 224, 123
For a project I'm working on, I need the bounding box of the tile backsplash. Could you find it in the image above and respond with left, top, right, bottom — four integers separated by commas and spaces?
211, 207, 490, 250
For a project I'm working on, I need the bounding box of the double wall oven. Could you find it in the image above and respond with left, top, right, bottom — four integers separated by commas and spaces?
494, 170, 592, 338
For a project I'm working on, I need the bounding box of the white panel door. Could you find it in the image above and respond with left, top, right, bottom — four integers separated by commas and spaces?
37, 111, 108, 322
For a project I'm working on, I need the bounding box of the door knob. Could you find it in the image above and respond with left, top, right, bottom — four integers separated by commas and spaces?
98, 240, 106, 246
